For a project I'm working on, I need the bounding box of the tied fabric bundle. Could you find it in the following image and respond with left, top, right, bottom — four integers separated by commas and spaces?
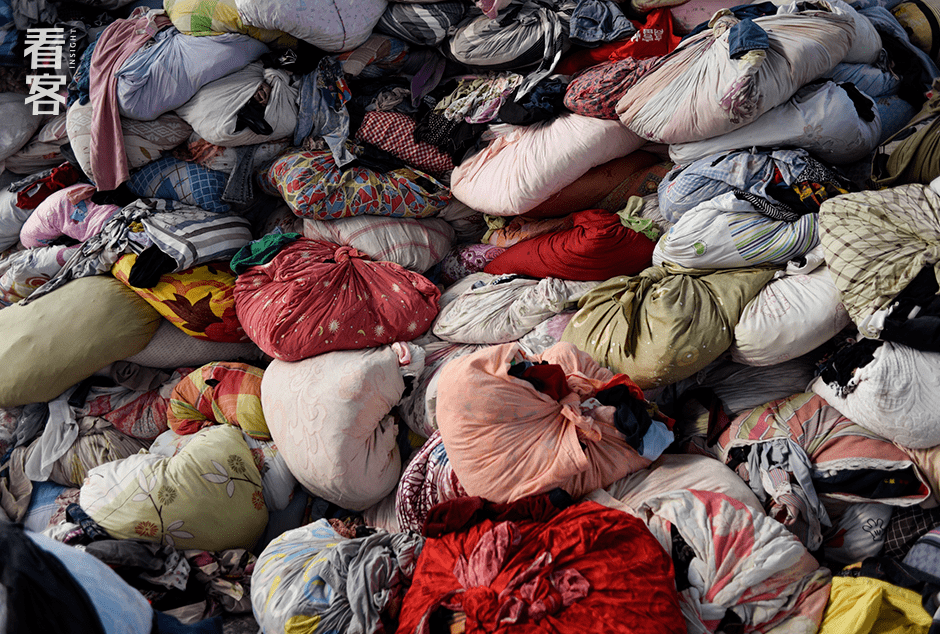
484, 208, 657, 281
234, 237, 440, 361
435, 341, 660, 504
167, 361, 269, 440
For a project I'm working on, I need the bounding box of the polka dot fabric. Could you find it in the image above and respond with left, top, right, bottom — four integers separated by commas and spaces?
233, 238, 440, 362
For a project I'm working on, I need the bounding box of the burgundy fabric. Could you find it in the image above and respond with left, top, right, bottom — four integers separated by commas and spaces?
355, 110, 455, 175
15, 163, 82, 210
233, 238, 440, 362
439, 242, 507, 286
484, 208, 656, 281
397, 497, 686, 634
564, 57, 660, 120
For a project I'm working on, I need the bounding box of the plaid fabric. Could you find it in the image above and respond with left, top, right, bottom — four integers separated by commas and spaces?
819, 183, 940, 330
168, 362, 269, 440
355, 111, 455, 176
883, 505, 940, 559
128, 156, 230, 215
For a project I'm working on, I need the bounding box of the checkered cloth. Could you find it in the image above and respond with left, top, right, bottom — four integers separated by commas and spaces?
882, 505, 940, 559
128, 156, 230, 214
819, 183, 940, 331
355, 110, 455, 176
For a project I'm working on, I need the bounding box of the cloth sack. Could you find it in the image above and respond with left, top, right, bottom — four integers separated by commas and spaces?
819, 182, 940, 335
19, 184, 118, 248
301, 214, 454, 273
435, 341, 654, 503
167, 362, 268, 440
731, 247, 851, 366
668, 80, 882, 166
261, 345, 411, 510
484, 207, 656, 280
432, 273, 597, 344
652, 191, 819, 269
65, 101, 193, 186
562, 263, 776, 389
174, 63, 298, 147
112, 256, 249, 343
233, 0, 386, 51
259, 149, 450, 220
115, 27, 270, 121
812, 342, 940, 449
252, 519, 424, 634
451, 113, 645, 216
615, 4, 857, 144
0, 275, 160, 407
80, 424, 268, 552
234, 238, 440, 361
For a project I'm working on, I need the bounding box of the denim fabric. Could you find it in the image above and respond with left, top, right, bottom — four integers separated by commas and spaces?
294, 56, 356, 168
569, 0, 636, 46
728, 18, 769, 58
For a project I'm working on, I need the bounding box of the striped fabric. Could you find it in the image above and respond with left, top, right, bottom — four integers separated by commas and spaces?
717, 392, 931, 547
142, 208, 253, 271
728, 209, 819, 263
374, 1, 466, 46
819, 183, 940, 331
302, 214, 454, 273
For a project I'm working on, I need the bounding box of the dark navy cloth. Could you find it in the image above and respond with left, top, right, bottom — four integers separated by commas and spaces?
569, 0, 636, 47
728, 18, 769, 58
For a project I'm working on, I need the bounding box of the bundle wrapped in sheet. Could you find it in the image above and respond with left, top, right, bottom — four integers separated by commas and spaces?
597, 488, 832, 633
261, 344, 415, 510
484, 208, 657, 280
234, 238, 439, 362
19, 184, 119, 248
396, 495, 687, 634
812, 341, 940, 449
252, 519, 424, 634
115, 28, 269, 121
819, 182, 940, 337
302, 215, 454, 273
432, 273, 597, 344
259, 150, 450, 220
234, 0, 387, 51
562, 263, 776, 388
395, 430, 467, 533
651, 191, 819, 269
731, 246, 851, 365
436, 341, 661, 503
667, 79, 882, 166
167, 361, 268, 439
616, 3, 857, 144
715, 392, 931, 550
174, 63, 298, 147
450, 113, 645, 216
80, 424, 268, 552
